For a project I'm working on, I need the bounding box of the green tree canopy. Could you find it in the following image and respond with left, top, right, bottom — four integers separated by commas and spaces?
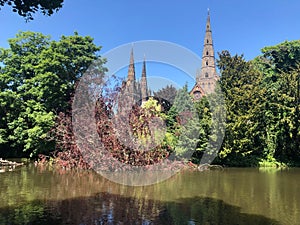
260, 40, 300, 73
216, 41, 300, 166
0, 31, 104, 157
217, 51, 266, 166
153, 84, 177, 104
253, 41, 300, 164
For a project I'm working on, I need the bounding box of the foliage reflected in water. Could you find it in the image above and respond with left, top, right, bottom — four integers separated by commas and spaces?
0, 193, 281, 225
0, 166, 299, 224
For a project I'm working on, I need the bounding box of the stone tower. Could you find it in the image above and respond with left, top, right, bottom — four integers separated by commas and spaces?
191, 9, 219, 99
126, 48, 137, 93
140, 56, 148, 100
118, 47, 139, 108
121, 48, 149, 104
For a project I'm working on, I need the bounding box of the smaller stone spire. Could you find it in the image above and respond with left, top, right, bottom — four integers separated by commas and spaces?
127, 47, 135, 82
141, 55, 148, 100
142, 55, 146, 78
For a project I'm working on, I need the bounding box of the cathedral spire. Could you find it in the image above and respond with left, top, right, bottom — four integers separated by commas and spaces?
141, 55, 148, 100
200, 9, 216, 79
199, 9, 219, 93
206, 8, 210, 31
191, 10, 219, 99
142, 55, 146, 78
127, 47, 136, 82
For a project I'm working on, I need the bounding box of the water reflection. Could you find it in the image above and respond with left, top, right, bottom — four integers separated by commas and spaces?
0, 165, 298, 224
0, 193, 281, 225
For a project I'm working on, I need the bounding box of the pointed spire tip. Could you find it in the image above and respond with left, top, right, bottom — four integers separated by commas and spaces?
142, 54, 147, 78
130, 47, 134, 64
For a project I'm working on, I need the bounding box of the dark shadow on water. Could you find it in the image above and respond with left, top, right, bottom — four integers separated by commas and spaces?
0, 193, 281, 225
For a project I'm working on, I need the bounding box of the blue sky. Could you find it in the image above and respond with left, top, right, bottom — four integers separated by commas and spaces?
1, 0, 300, 90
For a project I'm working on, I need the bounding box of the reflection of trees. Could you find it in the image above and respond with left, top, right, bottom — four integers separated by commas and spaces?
46, 192, 163, 225
0, 166, 297, 224
0, 193, 281, 225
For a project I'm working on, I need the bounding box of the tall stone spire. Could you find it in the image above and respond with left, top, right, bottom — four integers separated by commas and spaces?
123, 47, 139, 103
141, 56, 148, 100
199, 9, 217, 82
127, 47, 136, 82
191, 9, 219, 98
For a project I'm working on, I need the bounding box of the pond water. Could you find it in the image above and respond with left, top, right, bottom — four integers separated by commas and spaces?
0, 164, 299, 225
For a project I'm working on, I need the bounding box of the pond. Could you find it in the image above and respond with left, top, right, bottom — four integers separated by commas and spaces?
0, 164, 299, 225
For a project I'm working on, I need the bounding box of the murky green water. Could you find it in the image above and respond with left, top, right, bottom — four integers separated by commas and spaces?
0, 164, 299, 225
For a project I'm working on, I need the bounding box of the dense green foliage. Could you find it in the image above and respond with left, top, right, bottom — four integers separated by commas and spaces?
0, 31, 299, 167
153, 84, 177, 104
0, 31, 103, 157
0, 0, 64, 20
168, 85, 211, 161
216, 51, 267, 166
216, 40, 300, 166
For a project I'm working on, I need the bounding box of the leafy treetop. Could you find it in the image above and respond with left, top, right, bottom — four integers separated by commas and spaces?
0, 0, 64, 21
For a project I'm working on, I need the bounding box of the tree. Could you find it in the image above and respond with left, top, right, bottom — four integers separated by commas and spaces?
191, 96, 211, 163
169, 84, 201, 159
0, 31, 103, 157
254, 41, 300, 165
0, 0, 64, 21
153, 85, 177, 104
260, 40, 300, 73
217, 51, 266, 166
217, 43, 300, 166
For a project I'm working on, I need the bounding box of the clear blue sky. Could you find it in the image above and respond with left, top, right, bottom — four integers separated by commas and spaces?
1, 0, 300, 89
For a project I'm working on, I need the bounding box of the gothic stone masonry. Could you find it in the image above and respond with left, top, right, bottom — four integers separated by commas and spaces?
122, 10, 219, 103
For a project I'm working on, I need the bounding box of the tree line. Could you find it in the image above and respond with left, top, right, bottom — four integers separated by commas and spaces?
0, 31, 299, 167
